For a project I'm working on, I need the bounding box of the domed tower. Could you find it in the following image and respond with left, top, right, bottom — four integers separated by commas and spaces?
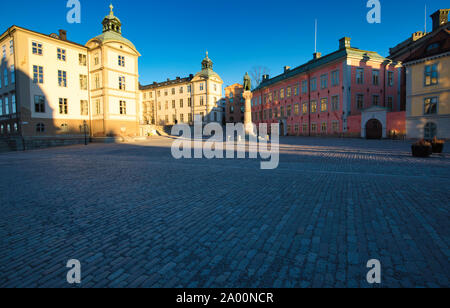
86, 4, 141, 137
192, 52, 224, 123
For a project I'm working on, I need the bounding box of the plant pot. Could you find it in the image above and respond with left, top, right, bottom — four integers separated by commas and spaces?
431, 142, 444, 154
412, 144, 432, 158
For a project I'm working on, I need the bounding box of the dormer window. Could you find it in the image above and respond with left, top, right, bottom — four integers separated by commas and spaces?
426, 43, 440, 52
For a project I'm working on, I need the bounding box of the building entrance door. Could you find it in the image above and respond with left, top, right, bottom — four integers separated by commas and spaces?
366, 119, 382, 139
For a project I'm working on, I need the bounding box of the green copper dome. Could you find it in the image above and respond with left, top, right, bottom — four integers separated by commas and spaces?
88, 4, 137, 52
91, 31, 137, 51
195, 51, 221, 79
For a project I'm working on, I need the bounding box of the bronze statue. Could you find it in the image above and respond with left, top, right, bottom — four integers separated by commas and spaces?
243, 72, 251, 91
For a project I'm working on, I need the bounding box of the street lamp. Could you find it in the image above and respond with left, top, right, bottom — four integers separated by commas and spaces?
83, 120, 88, 146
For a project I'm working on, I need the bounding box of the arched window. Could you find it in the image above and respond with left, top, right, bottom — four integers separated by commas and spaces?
36, 123, 45, 133
424, 122, 437, 140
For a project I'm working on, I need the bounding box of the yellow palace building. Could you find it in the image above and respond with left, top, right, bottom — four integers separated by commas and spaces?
0, 5, 223, 149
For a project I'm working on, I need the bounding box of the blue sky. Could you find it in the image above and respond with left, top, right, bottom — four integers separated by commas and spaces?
1, 0, 448, 87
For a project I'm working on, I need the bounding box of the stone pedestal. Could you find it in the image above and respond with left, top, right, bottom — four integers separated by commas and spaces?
243, 90, 255, 135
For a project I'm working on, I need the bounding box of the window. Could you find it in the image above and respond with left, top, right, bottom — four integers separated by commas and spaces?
280, 88, 285, 99
120, 101, 127, 115
302, 123, 308, 133
424, 64, 438, 86
294, 124, 299, 134
94, 74, 100, 89
165, 101, 168, 109
61, 123, 69, 133
2, 45, 5, 59
424, 122, 437, 139
4, 97, 9, 114
332, 121, 339, 133
294, 104, 300, 115
188, 113, 193, 123
373, 95, 379, 106
172, 88, 175, 95
4, 68, 8, 87
164, 90, 168, 96
180, 87, 184, 94
36, 123, 45, 133
320, 74, 328, 89
0, 98, 2, 116
180, 99, 184, 108
200, 97, 204, 106
357, 94, 364, 109
280, 106, 284, 117
331, 70, 340, 86
311, 123, 317, 133
58, 70, 67, 87
188, 98, 192, 107
199, 83, 204, 91
57, 48, 66, 61
34, 95, 45, 113
9, 40, 13, 55
172, 115, 177, 123
95, 99, 101, 115
180, 114, 185, 123
59, 98, 68, 114
13, 122, 17, 132
331, 95, 339, 111
32, 42, 43, 55
311, 101, 317, 113
187, 85, 192, 93
387, 97, 393, 111
80, 75, 88, 90
372, 70, 380, 85
79, 54, 87, 66
302, 80, 308, 94
388, 71, 394, 87
424, 97, 438, 115
119, 76, 126, 90
356, 68, 364, 84
172, 100, 176, 109
321, 122, 327, 133
94, 54, 99, 65
11, 94, 16, 114
311, 78, 317, 91
118, 55, 125, 67
10, 65, 15, 84
287, 105, 292, 117
302, 103, 308, 114
320, 98, 328, 112
80, 100, 88, 116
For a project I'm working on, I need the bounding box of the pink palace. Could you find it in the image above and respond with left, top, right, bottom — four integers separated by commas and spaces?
251, 37, 406, 139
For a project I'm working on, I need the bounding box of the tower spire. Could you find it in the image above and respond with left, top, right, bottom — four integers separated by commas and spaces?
110, 3, 114, 15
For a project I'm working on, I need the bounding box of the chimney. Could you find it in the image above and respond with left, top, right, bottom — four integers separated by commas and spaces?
431, 9, 450, 31
284, 66, 291, 73
189, 74, 194, 79
313, 52, 322, 59
262, 74, 270, 82
339, 37, 351, 49
59, 29, 67, 41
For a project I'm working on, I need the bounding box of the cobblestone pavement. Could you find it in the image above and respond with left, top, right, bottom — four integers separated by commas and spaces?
0, 137, 449, 288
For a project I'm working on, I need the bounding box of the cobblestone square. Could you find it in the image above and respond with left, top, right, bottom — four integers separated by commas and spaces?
0, 137, 449, 288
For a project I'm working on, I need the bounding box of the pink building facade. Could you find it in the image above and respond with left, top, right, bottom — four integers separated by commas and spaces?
251, 38, 406, 138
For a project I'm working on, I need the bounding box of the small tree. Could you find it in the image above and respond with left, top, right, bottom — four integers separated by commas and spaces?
250, 66, 270, 90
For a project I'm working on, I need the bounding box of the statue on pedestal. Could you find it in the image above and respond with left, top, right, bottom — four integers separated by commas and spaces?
243, 72, 252, 92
